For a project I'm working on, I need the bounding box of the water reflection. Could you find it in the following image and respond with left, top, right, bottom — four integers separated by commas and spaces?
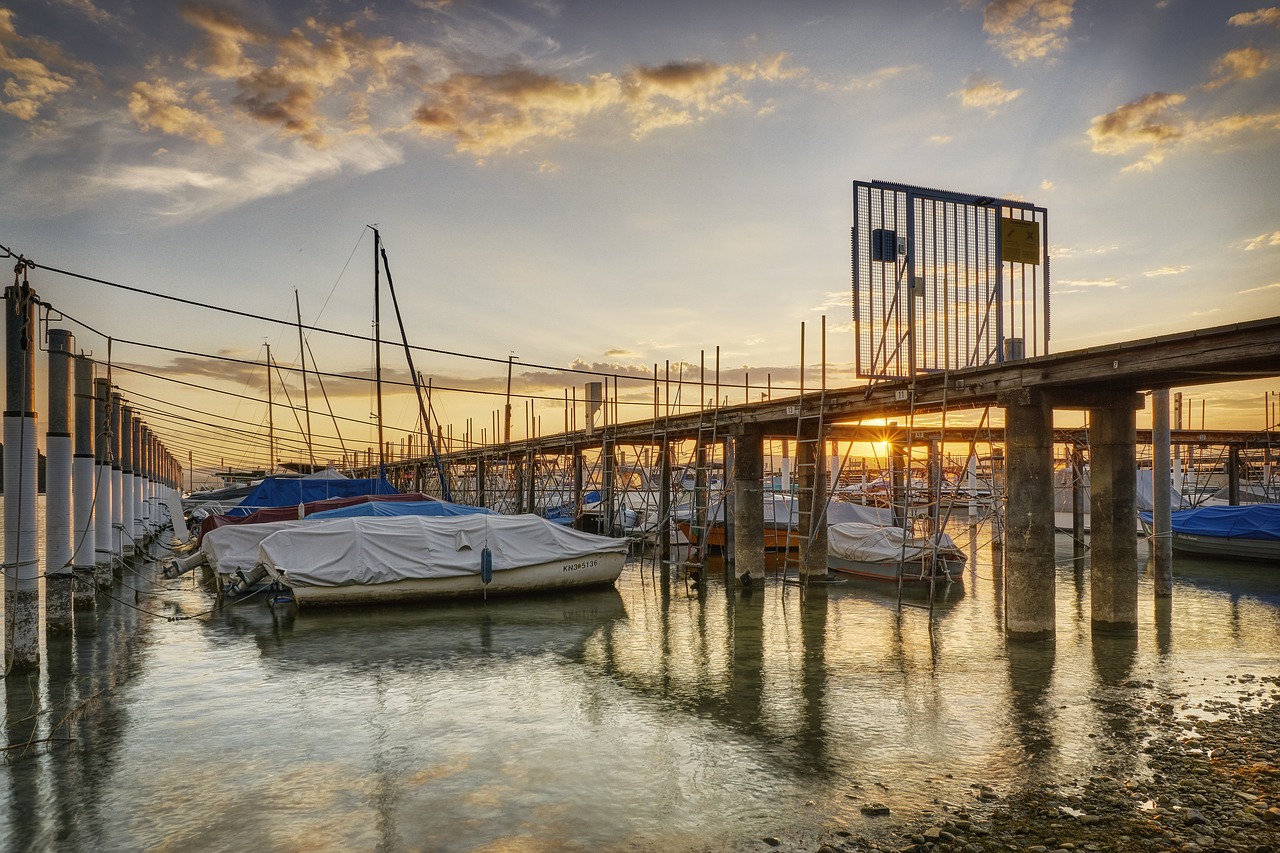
1, 526, 1278, 852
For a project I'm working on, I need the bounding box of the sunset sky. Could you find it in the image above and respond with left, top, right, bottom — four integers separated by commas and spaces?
0, 0, 1277, 476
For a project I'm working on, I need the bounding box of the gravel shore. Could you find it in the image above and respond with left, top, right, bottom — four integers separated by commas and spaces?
802, 674, 1280, 853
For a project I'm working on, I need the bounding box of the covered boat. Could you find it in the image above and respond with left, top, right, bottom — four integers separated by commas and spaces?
1139, 504, 1280, 562
678, 495, 893, 551
259, 513, 629, 606
827, 522, 965, 584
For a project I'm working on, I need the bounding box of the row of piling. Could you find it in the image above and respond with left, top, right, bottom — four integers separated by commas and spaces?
4, 280, 183, 676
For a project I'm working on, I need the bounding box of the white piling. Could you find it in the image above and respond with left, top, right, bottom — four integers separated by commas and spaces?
93, 377, 113, 587
45, 328, 76, 631
4, 279, 40, 674
132, 415, 144, 546
110, 391, 124, 571
72, 355, 96, 603
121, 403, 135, 558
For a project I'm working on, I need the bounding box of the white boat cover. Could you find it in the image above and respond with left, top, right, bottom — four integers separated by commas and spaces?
828, 522, 959, 564
203, 519, 304, 574
259, 513, 630, 588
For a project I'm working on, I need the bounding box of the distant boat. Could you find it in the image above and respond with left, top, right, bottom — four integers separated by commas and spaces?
826, 522, 965, 585
259, 513, 629, 606
1140, 504, 1280, 563
678, 494, 893, 551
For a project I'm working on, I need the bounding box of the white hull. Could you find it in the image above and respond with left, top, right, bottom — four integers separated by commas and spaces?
1169, 532, 1280, 562
828, 554, 964, 584
279, 551, 626, 606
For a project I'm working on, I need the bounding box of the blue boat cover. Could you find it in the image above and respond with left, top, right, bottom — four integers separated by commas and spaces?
1140, 504, 1280, 541
308, 500, 494, 519
230, 476, 399, 515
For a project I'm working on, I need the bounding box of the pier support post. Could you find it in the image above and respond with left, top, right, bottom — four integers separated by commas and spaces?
723, 438, 735, 564
797, 420, 828, 580
658, 438, 672, 566
120, 404, 135, 559
1151, 389, 1173, 597
110, 392, 124, 574
93, 377, 112, 587
131, 415, 144, 547
45, 328, 75, 631
1001, 389, 1055, 640
571, 449, 584, 531
1090, 396, 1141, 633
1071, 440, 1087, 569
72, 355, 96, 606
475, 456, 487, 508
732, 425, 766, 585
4, 279, 40, 674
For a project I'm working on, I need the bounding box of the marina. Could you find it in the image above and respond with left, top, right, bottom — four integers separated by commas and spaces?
1, 514, 1278, 851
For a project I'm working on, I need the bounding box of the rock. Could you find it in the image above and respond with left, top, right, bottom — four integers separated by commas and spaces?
762, 837, 781, 847
1265, 807, 1280, 822
861, 803, 891, 817
1184, 807, 1208, 826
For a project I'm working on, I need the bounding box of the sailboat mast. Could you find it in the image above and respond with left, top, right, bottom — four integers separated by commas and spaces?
373, 226, 385, 473
265, 342, 275, 471
295, 289, 315, 470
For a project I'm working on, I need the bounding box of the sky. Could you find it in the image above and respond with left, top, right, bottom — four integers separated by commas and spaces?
0, 0, 1277, 478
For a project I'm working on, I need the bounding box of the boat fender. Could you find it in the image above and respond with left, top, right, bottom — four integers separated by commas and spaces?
480, 546, 493, 585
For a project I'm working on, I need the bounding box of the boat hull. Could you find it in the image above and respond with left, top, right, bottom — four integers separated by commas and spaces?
828, 554, 964, 584
280, 551, 627, 607
1169, 532, 1280, 562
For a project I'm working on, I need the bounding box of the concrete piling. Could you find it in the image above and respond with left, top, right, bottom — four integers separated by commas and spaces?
45, 328, 76, 631
4, 280, 41, 674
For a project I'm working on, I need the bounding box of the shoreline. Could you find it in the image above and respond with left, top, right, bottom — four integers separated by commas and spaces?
802, 674, 1280, 852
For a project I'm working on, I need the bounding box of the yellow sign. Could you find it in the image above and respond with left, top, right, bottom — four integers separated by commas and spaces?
1001, 217, 1040, 265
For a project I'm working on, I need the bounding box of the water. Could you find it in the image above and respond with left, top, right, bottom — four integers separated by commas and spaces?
2, 515, 1278, 852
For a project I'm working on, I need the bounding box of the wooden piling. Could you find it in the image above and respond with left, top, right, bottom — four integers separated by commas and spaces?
93, 376, 113, 587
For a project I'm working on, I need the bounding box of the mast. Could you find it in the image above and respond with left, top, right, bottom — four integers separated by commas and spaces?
265, 342, 275, 471
295, 289, 315, 469
373, 226, 385, 473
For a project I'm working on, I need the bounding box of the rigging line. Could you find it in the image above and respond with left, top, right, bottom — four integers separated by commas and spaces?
54, 302, 660, 408
20, 257, 734, 389
125, 404, 348, 459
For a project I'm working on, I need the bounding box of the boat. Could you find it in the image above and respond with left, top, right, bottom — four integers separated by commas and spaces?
195, 499, 497, 594
1139, 504, 1280, 563
678, 494, 894, 551
258, 513, 629, 606
826, 522, 965, 584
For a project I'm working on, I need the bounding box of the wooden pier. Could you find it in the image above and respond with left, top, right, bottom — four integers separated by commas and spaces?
374, 315, 1280, 641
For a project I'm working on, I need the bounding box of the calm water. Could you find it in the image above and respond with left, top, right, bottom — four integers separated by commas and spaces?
2, 512, 1279, 852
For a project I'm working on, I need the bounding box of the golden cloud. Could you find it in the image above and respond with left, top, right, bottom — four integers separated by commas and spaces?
0, 8, 84, 121
175, 2, 412, 146
411, 53, 793, 157
1236, 230, 1280, 250
983, 0, 1075, 64
1086, 91, 1187, 170
1228, 8, 1280, 28
128, 78, 224, 144
1088, 91, 1280, 171
1205, 47, 1272, 89
1143, 265, 1190, 277
955, 72, 1023, 113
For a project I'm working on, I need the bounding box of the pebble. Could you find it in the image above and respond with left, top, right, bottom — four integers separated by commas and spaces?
803, 675, 1280, 853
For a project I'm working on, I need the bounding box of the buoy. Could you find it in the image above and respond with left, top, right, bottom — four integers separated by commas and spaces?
480, 546, 493, 584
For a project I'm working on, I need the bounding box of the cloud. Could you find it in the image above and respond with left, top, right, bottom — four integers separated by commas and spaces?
1040, 179, 1054, 190
982, 0, 1075, 64
1058, 277, 1121, 289
1236, 230, 1280, 250
1049, 243, 1118, 258
955, 72, 1022, 113
1086, 91, 1280, 171
0, 8, 92, 121
410, 53, 795, 157
1205, 47, 1272, 89
929, 134, 952, 144
1143, 265, 1189, 277
128, 78, 224, 144
1239, 282, 1280, 294
98, 131, 404, 218
175, 3, 414, 146
1228, 8, 1280, 28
